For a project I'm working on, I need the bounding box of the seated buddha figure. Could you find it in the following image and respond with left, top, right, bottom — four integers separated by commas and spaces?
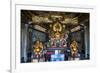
70, 40, 78, 59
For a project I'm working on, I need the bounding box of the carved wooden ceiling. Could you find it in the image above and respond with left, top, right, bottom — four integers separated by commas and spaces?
21, 10, 89, 29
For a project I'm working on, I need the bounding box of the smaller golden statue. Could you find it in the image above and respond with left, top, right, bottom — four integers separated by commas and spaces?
70, 40, 78, 59
33, 40, 43, 57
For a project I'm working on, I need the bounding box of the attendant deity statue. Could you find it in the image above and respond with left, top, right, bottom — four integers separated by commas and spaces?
33, 40, 43, 61
70, 40, 78, 60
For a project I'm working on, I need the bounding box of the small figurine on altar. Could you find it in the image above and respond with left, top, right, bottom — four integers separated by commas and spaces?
60, 35, 67, 48
70, 40, 78, 60
50, 37, 56, 48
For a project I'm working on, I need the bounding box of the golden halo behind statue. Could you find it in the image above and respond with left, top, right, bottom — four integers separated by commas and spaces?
53, 22, 62, 32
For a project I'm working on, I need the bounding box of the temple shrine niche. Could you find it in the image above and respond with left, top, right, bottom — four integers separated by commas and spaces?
21, 10, 90, 63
